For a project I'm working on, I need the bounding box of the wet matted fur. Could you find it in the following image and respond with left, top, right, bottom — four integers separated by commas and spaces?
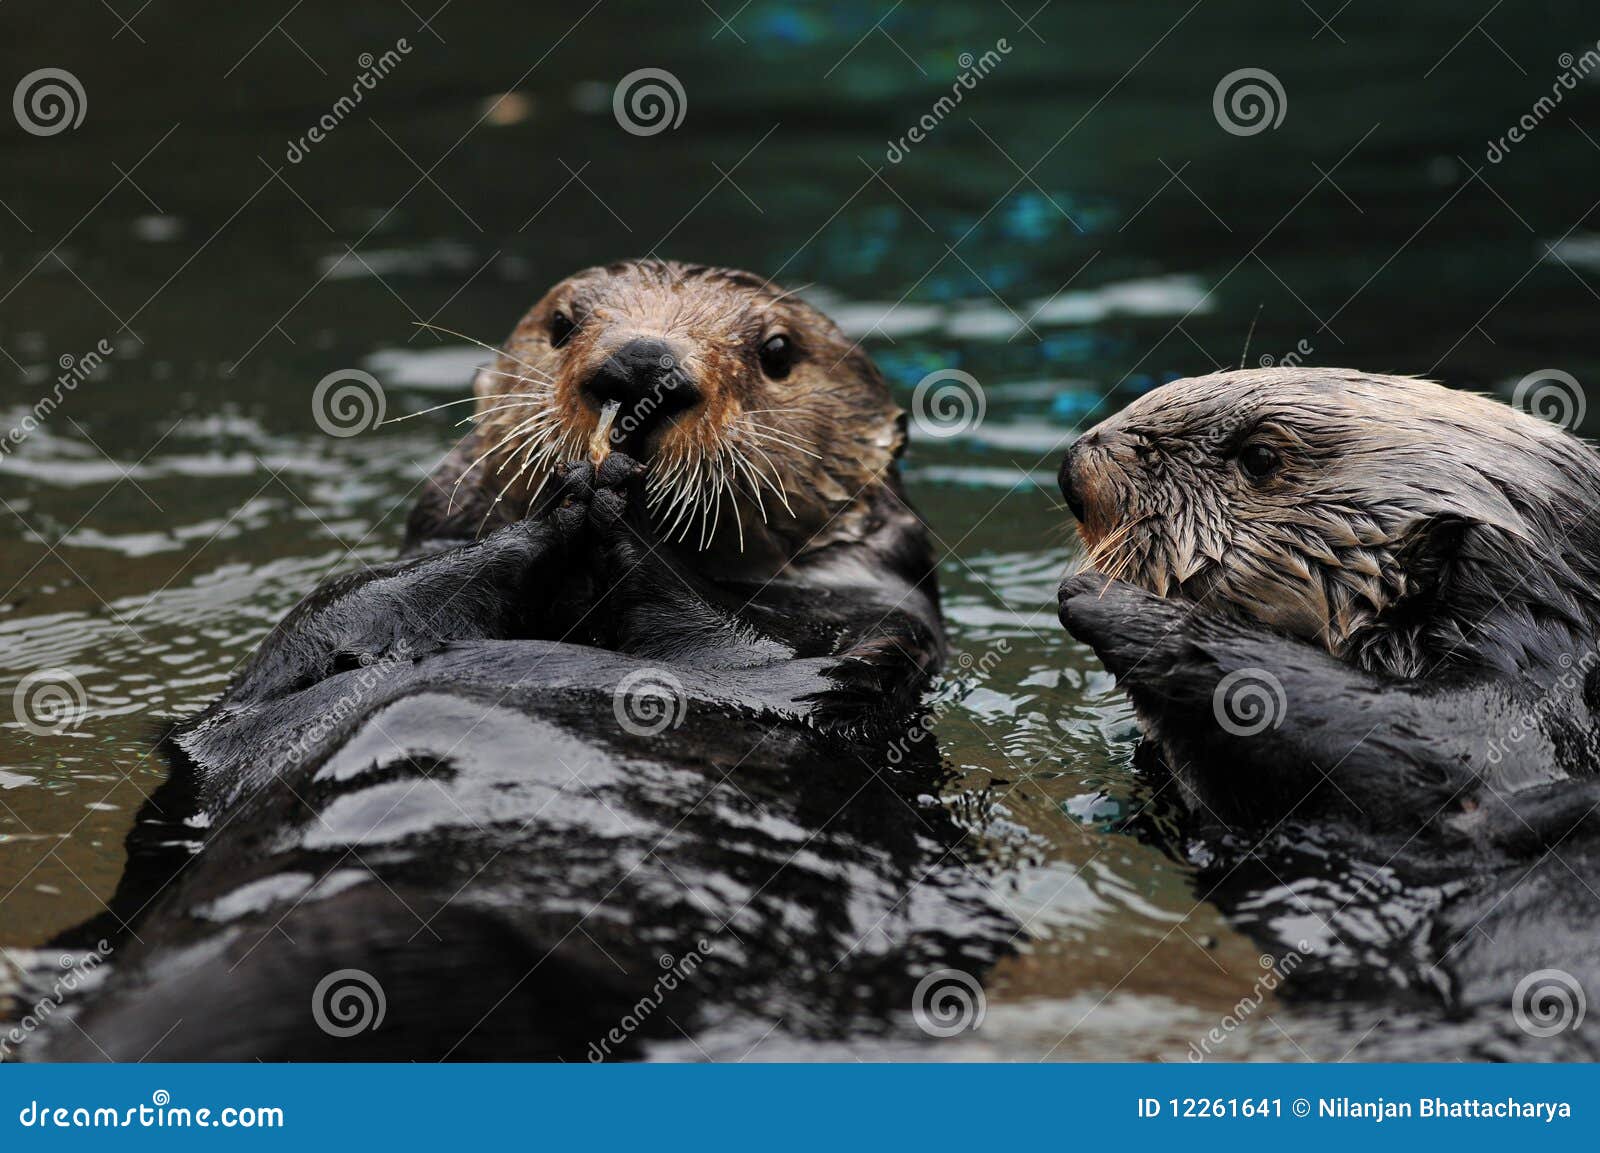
1058, 368, 1600, 1058
30, 261, 997, 1062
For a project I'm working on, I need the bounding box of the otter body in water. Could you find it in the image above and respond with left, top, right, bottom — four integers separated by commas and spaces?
38, 261, 1010, 1061
1057, 369, 1600, 1057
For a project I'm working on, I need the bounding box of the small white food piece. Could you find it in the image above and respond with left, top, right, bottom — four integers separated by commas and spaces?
590, 399, 622, 464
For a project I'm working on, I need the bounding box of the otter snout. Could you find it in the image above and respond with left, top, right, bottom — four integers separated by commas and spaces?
582, 337, 702, 451
1058, 431, 1098, 523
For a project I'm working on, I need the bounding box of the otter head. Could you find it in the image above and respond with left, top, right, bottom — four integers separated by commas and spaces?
471, 259, 903, 572
1059, 368, 1600, 678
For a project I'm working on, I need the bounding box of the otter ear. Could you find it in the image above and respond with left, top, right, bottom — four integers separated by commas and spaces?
1391, 513, 1473, 603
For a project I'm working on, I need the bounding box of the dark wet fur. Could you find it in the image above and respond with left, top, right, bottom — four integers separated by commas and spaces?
33, 454, 1014, 1061
1060, 571, 1600, 1059
1054, 370, 1600, 1058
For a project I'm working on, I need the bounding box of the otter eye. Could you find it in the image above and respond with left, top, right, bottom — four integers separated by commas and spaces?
1238, 443, 1280, 481
549, 311, 575, 348
758, 334, 794, 380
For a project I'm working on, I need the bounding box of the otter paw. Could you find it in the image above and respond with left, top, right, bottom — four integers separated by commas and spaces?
588, 452, 649, 538
1058, 574, 1194, 680
552, 461, 597, 509
595, 451, 646, 491
1057, 572, 1156, 637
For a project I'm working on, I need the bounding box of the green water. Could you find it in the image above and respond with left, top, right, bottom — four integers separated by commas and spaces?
3, 0, 1599, 1058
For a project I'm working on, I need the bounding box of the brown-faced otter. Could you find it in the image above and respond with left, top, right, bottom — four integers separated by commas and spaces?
1056, 368, 1600, 1057
409, 259, 905, 578
33, 260, 1012, 1061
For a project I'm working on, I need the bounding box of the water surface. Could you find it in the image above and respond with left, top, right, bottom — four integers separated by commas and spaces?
4, 0, 1599, 1059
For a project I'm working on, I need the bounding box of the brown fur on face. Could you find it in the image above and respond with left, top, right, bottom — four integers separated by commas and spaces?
464, 259, 903, 573
1061, 369, 1600, 676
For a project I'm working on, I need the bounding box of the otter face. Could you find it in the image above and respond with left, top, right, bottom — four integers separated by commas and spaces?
472, 259, 902, 564
1059, 368, 1599, 673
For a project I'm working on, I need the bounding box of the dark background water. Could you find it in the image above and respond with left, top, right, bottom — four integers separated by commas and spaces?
3, 0, 1599, 1058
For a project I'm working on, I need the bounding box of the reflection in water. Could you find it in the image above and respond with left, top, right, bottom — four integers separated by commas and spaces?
3, 0, 1599, 1058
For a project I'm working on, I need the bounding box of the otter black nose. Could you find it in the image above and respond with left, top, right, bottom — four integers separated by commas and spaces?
1059, 441, 1087, 522
582, 338, 701, 444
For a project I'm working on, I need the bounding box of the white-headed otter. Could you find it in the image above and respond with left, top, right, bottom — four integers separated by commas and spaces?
1057, 368, 1600, 1057
1061, 369, 1600, 682
33, 260, 1011, 1062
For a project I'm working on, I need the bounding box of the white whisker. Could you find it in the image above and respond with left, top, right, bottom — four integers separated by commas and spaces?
411, 322, 556, 384
381, 393, 534, 425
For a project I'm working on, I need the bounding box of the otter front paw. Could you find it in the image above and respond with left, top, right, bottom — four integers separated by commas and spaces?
1057, 572, 1198, 684
504, 461, 594, 573
585, 452, 655, 580
527, 461, 597, 522
582, 453, 777, 661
